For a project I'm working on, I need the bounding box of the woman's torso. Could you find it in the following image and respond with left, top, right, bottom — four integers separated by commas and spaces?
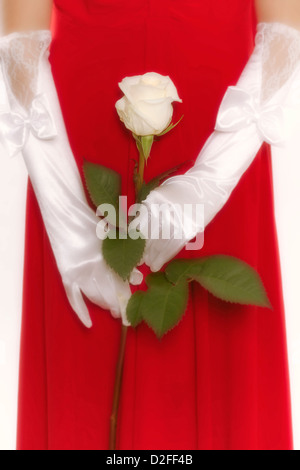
17, 1, 294, 450
51, 0, 256, 199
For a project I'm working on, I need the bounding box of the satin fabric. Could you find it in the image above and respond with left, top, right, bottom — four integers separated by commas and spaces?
0, 31, 141, 328
0, 94, 57, 158
215, 87, 297, 144
141, 22, 300, 273
17, 0, 293, 450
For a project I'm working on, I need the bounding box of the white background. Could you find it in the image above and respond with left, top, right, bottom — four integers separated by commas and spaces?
0, 144, 27, 451
273, 142, 300, 451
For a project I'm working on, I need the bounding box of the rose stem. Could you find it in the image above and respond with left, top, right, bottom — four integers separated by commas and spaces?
109, 146, 146, 451
109, 324, 128, 450
138, 148, 145, 193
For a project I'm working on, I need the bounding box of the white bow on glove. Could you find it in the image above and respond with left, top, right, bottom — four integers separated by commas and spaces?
0, 30, 142, 328
0, 93, 57, 157
215, 86, 297, 145
138, 22, 300, 273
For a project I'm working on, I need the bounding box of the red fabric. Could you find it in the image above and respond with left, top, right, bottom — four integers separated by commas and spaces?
17, 0, 293, 450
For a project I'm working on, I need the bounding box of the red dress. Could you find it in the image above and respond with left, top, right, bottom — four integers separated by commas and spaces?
17, 0, 293, 450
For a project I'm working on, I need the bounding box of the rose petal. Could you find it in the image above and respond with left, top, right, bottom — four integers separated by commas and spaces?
116, 73, 182, 135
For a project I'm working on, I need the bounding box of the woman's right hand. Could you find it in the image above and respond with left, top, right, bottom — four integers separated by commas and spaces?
0, 24, 143, 328
62, 244, 143, 328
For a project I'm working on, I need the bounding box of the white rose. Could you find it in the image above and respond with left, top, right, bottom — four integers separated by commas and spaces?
116, 72, 182, 136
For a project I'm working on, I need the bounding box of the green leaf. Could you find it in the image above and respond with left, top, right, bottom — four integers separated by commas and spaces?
126, 291, 145, 327
165, 259, 206, 285
83, 160, 121, 212
102, 231, 146, 281
141, 135, 154, 160
157, 115, 184, 136
137, 180, 159, 204
137, 161, 189, 203
141, 273, 189, 339
167, 256, 271, 308
133, 133, 143, 154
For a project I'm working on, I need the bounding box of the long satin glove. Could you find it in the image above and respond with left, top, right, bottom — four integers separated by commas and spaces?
0, 30, 142, 328
138, 22, 300, 273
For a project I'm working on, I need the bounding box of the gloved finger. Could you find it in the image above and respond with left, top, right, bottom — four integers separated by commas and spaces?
130, 268, 144, 285
91, 277, 122, 320
142, 239, 166, 272
137, 255, 146, 267
144, 238, 185, 273
113, 280, 132, 327
119, 295, 131, 327
89, 271, 132, 326
65, 282, 93, 328
137, 240, 149, 267
82, 277, 120, 317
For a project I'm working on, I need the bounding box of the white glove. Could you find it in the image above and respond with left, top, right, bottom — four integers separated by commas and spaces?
0, 30, 142, 328
138, 22, 300, 272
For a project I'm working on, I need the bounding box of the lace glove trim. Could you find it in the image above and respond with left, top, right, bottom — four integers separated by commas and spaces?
140, 22, 300, 272
0, 31, 142, 327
